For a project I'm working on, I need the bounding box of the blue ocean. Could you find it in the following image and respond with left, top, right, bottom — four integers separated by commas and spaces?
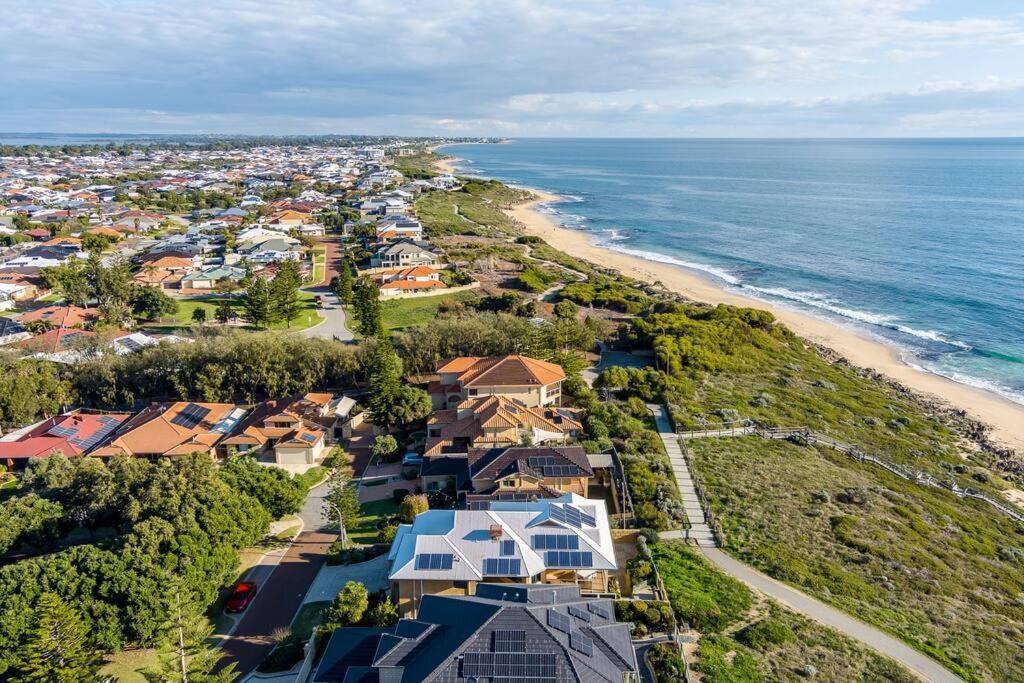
443, 138, 1024, 405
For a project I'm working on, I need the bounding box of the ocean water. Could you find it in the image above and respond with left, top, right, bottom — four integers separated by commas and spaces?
442, 138, 1024, 405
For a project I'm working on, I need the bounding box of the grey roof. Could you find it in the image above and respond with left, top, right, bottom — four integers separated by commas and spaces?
313, 585, 638, 683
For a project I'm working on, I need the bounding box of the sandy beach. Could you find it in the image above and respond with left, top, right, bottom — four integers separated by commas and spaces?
505, 189, 1024, 452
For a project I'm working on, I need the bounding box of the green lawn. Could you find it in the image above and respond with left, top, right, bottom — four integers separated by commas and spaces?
379, 290, 479, 330
309, 246, 327, 285
349, 499, 400, 545
290, 601, 331, 641
100, 648, 158, 683
157, 292, 323, 332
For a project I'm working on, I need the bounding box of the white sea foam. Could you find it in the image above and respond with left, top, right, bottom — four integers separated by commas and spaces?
605, 244, 743, 285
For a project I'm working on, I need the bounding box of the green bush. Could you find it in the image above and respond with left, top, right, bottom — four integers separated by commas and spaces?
651, 541, 752, 633
735, 618, 794, 651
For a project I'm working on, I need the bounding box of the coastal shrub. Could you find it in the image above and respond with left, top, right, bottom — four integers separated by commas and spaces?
647, 641, 687, 683
651, 541, 752, 633
516, 264, 559, 292
697, 635, 762, 683
736, 617, 794, 651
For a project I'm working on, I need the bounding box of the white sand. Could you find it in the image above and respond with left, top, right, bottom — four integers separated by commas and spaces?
507, 190, 1024, 452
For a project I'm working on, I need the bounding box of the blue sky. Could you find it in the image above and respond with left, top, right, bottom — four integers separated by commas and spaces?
2, 0, 1023, 137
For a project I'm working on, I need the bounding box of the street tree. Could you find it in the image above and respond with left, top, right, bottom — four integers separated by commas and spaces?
13, 592, 101, 683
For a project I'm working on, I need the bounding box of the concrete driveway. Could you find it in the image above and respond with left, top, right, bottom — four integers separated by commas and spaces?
302, 553, 389, 605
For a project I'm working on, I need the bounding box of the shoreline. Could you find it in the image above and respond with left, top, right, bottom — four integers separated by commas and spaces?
506, 189, 1024, 452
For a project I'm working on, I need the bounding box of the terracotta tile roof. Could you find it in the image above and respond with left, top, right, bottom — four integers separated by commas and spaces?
15, 327, 95, 353
90, 401, 245, 458
220, 394, 331, 450
436, 355, 565, 388
423, 396, 580, 456
380, 280, 446, 291
21, 305, 100, 327
0, 411, 131, 461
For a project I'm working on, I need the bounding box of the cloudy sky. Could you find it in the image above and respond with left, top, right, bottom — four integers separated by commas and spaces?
3, 0, 1024, 137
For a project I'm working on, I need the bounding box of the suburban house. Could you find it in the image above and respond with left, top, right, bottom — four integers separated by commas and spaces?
378, 265, 447, 296
387, 493, 618, 616
465, 446, 593, 502
90, 401, 247, 460
423, 395, 582, 456
0, 410, 131, 470
313, 584, 639, 683
181, 265, 246, 290
429, 355, 566, 410
20, 304, 101, 328
220, 393, 354, 465
239, 237, 303, 263
375, 218, 423, 242
370, 238, 440, 269
134, 254, 196, 289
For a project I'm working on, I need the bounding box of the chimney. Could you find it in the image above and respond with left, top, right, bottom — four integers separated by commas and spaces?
489, 524, 503, 540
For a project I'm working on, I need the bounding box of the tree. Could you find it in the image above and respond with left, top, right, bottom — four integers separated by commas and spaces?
13, 593, 101, 683
327, 581, 368, 626
271, 259, 302, 327
596, 366, 630, 391
553, 300, 579, 320
191, 308, 208, 325
351, 278, 382, 337
370, 435, 399, 463
366, 597, 399, 627
218, 457, 305, 520
214, 300, 234, 324
398, 494, 429, 523
331, 257, 354, 305
241, 276, 273, 329
132, 285, 178, 321
364, 340, 430, 431
145, 580, 237, 683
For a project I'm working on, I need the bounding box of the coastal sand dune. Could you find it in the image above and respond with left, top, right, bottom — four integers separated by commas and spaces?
505, 189, 1024, 452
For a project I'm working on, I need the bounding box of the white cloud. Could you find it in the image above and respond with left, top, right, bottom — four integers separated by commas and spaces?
0, 0, 1023, 135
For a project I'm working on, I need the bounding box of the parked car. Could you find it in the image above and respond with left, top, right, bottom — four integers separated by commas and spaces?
225, 580, 258, 613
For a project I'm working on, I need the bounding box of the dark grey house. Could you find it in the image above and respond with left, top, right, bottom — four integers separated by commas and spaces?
313, 583, 640, 682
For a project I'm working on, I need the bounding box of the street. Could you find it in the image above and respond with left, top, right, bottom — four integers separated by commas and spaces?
217, 481, 336, 676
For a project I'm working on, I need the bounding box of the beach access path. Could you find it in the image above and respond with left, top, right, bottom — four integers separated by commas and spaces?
647, 404, 962, 683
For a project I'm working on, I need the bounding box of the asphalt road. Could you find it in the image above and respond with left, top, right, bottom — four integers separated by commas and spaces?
217, 482, 337, 677
302, 237, 354, 341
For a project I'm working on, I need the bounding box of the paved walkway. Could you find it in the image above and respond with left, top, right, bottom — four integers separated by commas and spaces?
647, 403, 962, 682
700, 548, 961, 683
647, 404, 716, 546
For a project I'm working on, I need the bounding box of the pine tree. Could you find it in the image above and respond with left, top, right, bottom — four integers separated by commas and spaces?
366, 338, 403, 429
333, 257, 354, 305
272, 259, 302, 327
14, 592, 101, 683
242, 275, 273, 329
352, 278, 382, 337
145, 582, 237, 683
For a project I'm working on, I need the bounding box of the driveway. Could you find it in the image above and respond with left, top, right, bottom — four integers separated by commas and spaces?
302, 554, 389, 605
217, 482, 336, 676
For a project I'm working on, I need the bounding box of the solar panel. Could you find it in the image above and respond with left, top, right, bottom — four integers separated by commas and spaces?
300, 433, 317, 443
414, 553, 453, 570
532, 534, 579, 550
547, 609, 571, 634
48, 425, 78, 438
550, 504, 596, 528
570, 631, 594, 657
500, 539, 516, 557
528, 456, 557, 468
492, 630, 526, 653
462, 652, 557, 679
482, 558, 521, 575
544, 551, 594, 568
170, 403, 210, 429
587, 602, 611, 619
568, 604, 592, 622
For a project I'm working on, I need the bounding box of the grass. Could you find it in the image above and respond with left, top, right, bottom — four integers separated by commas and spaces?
379, 290, 479, 330
651, 540, 916, 683
309, 246, 327, 285
160, 292, 323, 331
290, 600, 331, 641
349, 499, 400, 545
687, 437, 1024, 682
100, 648, 159, 683
415, 179, 532, 238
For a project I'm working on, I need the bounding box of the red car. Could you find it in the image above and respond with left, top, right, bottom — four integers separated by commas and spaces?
225, 580, 258, 613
